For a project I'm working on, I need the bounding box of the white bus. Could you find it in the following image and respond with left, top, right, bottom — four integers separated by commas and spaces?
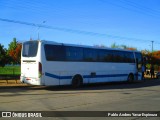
20, 40, 143, 87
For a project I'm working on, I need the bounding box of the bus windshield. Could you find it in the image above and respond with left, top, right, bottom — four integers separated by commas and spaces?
22, 41, 39, 57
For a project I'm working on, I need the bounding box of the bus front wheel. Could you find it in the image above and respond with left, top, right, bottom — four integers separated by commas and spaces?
127, 74, 134, 83
72, 75, 83, 88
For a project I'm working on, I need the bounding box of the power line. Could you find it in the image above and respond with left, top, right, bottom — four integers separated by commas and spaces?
0, 18, 155, 44
120, 0, 160, 17
0, 0, 98, 27
1, 0, 159, 30
99, 0, 160, 18
124, 0, 160, 14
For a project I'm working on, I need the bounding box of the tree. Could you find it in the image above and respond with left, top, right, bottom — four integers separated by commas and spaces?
121, 45, 127, 49
8, 38, 17, 52
126, 47, 137, 51
152, 51, 160, 60
110, 43, 137, 50
150, 51, 160, 66
141, 50, 160, 71
8, 38, 22, 64
111, 43, 119, 48
0, 44, 7, 67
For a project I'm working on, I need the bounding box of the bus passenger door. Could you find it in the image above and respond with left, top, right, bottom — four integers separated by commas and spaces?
135, 53, 143, 80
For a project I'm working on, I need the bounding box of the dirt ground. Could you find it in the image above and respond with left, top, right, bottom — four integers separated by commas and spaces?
0, 80, 29, 86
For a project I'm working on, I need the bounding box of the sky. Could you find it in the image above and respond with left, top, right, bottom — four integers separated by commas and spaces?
0, 0, 160, 51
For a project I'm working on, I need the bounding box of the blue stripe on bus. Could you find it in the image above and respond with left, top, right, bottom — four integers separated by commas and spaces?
45, 72, 72, 79
83, 74, 129, 78
45, 72, 130, 80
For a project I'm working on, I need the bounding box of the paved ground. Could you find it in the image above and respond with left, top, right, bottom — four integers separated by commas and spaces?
0, 79, 160, 120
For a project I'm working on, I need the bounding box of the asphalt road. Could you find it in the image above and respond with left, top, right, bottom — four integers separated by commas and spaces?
0, 79, 160, 120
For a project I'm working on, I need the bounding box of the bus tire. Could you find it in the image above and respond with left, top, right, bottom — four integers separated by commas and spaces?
127, 74, 134, 83
72, 75, 83, 88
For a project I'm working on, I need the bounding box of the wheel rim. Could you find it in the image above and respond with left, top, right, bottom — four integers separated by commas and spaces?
72, 78, 82, 88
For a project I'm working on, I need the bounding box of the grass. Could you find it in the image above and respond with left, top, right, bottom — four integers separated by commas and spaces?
0, 66, 20, 75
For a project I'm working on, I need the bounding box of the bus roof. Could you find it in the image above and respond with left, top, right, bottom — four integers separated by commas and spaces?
26, 40, 140, 53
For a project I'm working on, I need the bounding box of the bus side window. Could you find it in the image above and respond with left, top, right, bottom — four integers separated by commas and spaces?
66, 46, 83, 61
44, 45, 65, 61
83, 48, 98, 62
98, 50, 110, 62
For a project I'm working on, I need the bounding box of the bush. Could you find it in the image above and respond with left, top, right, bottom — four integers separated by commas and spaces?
0, 65, 20, 75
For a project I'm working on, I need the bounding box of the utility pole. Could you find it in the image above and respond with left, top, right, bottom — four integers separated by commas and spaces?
37, 21, 46, 40
151, 41, 154, 52
150, 41, 154, 65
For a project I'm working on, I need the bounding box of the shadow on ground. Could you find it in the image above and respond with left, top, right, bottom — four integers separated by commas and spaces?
0, 79, 160, 93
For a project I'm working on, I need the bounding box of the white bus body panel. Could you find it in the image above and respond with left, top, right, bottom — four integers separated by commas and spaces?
20, 42, 42, 85
43, 62, 137, 86
21, 40, 142, 86
20, 61, 43, 85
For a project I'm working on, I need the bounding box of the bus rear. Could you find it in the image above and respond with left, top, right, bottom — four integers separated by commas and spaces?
20, 40, 43, 85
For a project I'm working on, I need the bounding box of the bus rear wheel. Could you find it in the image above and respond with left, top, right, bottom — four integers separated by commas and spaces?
72, 75, 83, 88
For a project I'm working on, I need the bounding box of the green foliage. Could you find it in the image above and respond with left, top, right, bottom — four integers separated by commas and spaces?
110, 43, 137, 50
146, 64, 159, 71
121, 45, 127, 49
8, 38, 17, 53
0, 44, 7, 67
142, 50, 160, 65
111, 43, 119, 48
154, 64, 159, 71
0, 66, 20, 75
146, 64, 151, 69
7, 38, 22, 64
